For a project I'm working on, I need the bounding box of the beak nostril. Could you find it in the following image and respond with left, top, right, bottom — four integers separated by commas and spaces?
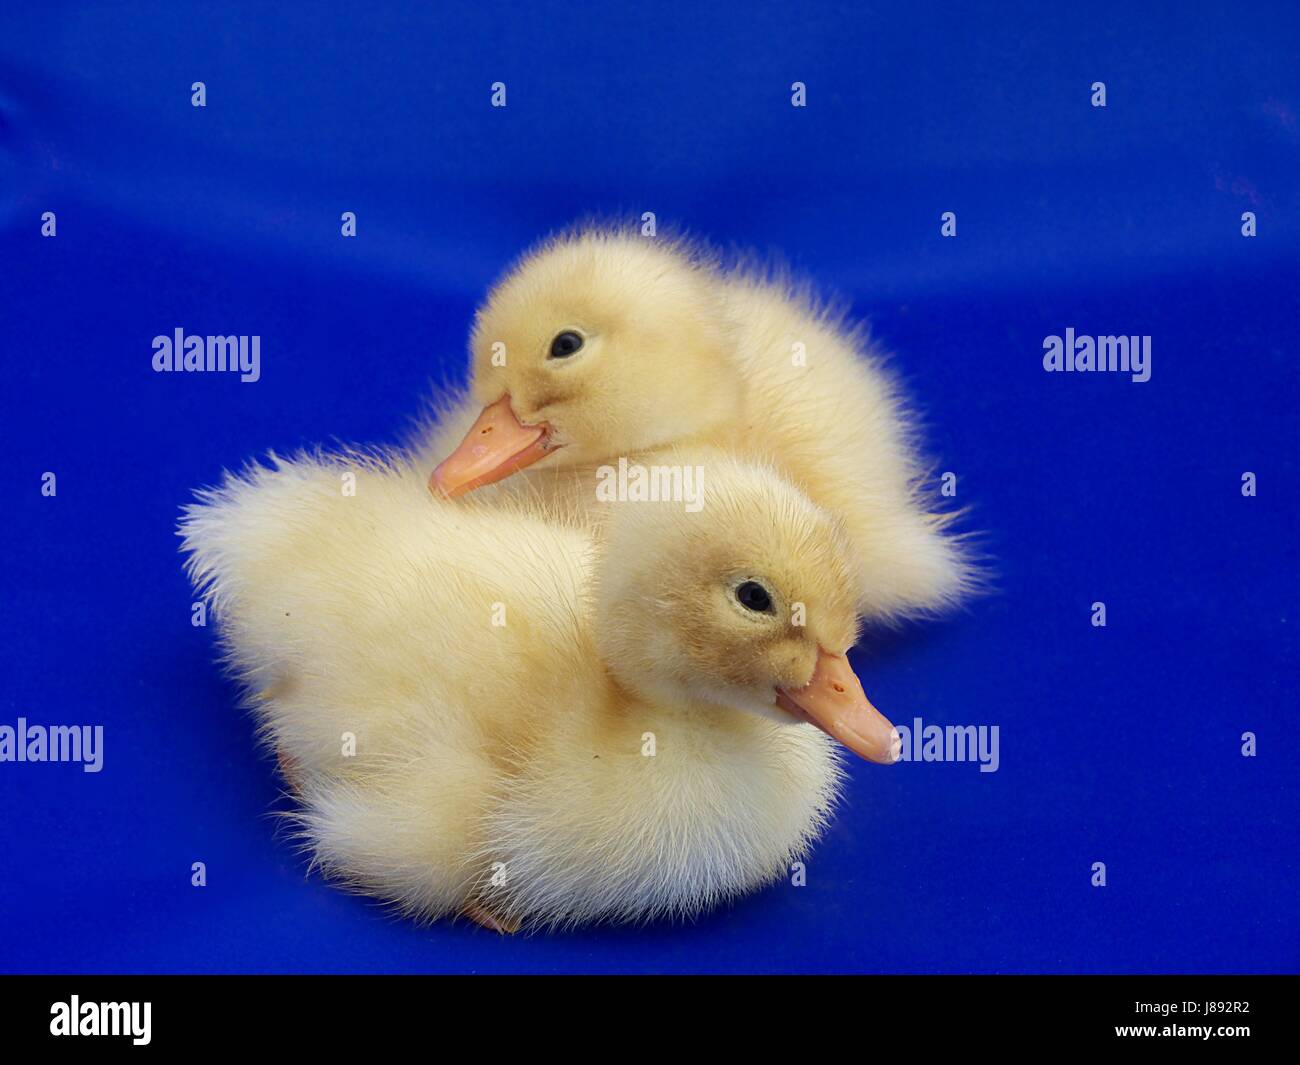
832, 683, 845, 693
480, 426, 493, 435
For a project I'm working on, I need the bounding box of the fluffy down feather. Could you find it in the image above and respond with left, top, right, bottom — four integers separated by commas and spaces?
421, 224, 979, 620
181, 448, 853, 928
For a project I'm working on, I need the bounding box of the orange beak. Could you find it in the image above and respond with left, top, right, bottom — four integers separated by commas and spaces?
776, 649, 900, 765
429, 396, 555, 498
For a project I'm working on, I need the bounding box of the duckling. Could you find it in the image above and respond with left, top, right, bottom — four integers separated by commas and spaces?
181, 446, 896, 929
423, 226, 974, 621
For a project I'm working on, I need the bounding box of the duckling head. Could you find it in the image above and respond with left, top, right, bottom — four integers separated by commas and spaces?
592, 451, 900, 765
431, 229, 740, 497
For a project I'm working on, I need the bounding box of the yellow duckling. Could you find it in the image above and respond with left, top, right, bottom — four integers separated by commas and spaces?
425, 226, 974, 621
180, 446, 895, 930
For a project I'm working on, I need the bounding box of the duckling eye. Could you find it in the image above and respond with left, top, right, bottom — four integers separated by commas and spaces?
735, 581, 774, 613
549, 331, 584, 359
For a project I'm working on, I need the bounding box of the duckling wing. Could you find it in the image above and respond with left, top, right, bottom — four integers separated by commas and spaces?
180, 450, 599, 778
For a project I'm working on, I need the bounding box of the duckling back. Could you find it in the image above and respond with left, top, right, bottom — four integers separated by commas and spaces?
718, 270, 974, 618
180, 452, 599, 780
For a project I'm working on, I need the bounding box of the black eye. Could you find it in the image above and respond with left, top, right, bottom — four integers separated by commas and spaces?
735, 581, 773, 613
549, 331, 584, 359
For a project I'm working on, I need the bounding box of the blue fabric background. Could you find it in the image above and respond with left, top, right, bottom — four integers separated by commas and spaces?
1, 2, 1296, 973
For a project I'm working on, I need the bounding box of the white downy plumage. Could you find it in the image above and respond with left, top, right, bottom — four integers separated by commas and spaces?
425, 225, 977, 623
182, 447, 869, 929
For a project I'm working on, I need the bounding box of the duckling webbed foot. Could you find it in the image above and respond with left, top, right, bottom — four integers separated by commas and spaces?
460, 899, 520, 934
